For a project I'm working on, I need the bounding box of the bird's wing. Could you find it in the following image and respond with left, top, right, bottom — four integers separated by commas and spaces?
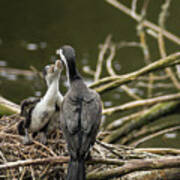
80, 90, 102, 157
60, 90, 102, 159
20, 97, 40, 117
60, 96, 82, 159
60, 91, 102, 158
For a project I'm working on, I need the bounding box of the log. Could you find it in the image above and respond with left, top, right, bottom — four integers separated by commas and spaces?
90, 52, 180, 93
0, 156, 124, 170
87, 156, 180, 179
103, 101, 180, 143
120, 168, 180, 180
105, 0, 180, 45
0, 96, 20, 116
121, 119, 180, 145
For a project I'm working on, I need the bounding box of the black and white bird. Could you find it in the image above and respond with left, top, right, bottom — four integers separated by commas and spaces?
17, 60, 63, 145
56, 45, 102, 180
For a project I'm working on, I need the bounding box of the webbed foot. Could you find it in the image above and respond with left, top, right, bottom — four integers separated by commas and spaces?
23, 136, 33, 145
22, 128, 33, 145
39, 132, 47, 145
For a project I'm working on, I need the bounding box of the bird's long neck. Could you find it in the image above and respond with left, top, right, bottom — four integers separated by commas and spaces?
66, 59, 81, 85
43, 77, 59, 106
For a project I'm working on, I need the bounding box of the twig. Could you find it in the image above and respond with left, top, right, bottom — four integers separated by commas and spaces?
33, 140, 57, 157
0, 156, 69, 170
135, 148, 180, 155
157, 0, 180, 90
103, 101, 180, 143
106, 43, 141, 100
136, 81, 174, 89
0, 67, 35, 77
136, 0, 154, 98
138, 75, 169, 81
87, 156, 180, 179
0, 156, 125, 170
30, 165, 35, 180
123, 119, 180, 145
106, 110, 147, 130
90, 52, 180, 93
133, 126, 180, 147
106, 44, 116, 76
103, 92, 180, 115
117, 41, 141, 49
94, 35, 112, 81
105, 0, 180, 45
0, 150, 7, 162
131, 0, 138, 17
19, 167, 27, 180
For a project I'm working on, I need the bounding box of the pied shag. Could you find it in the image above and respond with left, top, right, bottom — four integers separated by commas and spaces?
17, 60, 63, 144
57, 45, 102, 180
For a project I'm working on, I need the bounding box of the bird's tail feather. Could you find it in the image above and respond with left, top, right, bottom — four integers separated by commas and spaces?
67, 158, 85, 180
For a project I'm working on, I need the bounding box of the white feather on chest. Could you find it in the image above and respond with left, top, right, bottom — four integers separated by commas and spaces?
30, 78, 62, 132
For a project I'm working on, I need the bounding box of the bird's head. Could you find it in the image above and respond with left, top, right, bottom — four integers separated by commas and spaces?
42, 60, 63, 86
56, 45, 80, 85
56, 45, 76, 67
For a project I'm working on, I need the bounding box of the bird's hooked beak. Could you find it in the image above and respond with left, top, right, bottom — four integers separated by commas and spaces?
56, 49, 66, 66
56, 48, 70, 86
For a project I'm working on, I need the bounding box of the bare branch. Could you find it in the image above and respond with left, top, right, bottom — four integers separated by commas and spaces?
133, 126, 180, 147
103, 92, 180, 115
91, 52, 180, 93
87, 156, 180, 179
94, 35, 112, 81
105, 0, 180, 45
0, 96, 20, 115
0, 156, 125, 170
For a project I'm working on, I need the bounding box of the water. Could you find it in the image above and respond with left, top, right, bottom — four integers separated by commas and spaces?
0, 0, 180, 148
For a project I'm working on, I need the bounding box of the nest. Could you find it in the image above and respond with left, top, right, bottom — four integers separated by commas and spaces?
0, 114, 126, 180
0, 115, 163, 180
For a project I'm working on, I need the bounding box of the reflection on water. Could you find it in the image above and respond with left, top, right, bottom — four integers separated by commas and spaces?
0, 60, 7, 66
0, 0, 180, 148
164, 133, 177, 139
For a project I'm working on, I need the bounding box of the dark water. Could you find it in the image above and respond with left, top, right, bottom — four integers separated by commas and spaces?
0, 0, 179, 147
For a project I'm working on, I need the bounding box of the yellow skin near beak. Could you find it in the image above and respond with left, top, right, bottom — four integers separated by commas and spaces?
56, 59, 62, 69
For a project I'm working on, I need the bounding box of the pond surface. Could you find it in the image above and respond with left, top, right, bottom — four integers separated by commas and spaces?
0, 0, 180, 148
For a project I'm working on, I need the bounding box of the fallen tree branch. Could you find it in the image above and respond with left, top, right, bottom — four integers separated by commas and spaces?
103, 92, 180, 115
103, 101, 180, 143
87, 156, 180, 179
94, 35, 112, 81
106, 110, 147, 130
121, 118, 180, 145
0, 96, 20, 115
120, 168, 180, 180
0, 156, 125, 170
132, 126, 180, 147
105, 0, 180, 45
0, 67, 34, 77
135, 148, 180, 155
90, 52, 180, 93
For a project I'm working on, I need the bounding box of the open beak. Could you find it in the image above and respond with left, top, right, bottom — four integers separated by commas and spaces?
55, 59, 63, 69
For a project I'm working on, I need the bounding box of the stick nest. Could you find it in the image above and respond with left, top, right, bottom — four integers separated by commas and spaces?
0, 114, 129, 179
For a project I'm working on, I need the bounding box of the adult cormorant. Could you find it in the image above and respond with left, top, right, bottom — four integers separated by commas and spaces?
57, 45, 102, 180
18, 60, 63, 144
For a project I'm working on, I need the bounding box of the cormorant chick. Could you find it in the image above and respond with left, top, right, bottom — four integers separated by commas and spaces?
57, 45, 102, 180
17, 60, 63, 145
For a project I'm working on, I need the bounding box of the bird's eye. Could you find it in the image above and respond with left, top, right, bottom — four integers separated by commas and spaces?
42, 65, 50, 77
